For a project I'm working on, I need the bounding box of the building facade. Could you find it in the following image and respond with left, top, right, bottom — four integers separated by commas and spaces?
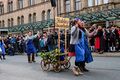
57, 0, 120, 27
0, 0, 56, 34
0, 0, 120, 34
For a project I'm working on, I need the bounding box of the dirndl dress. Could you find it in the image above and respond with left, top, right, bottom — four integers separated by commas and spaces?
0, 41, 6, 55
26, 39, 36, 55
75, 30, 93, 63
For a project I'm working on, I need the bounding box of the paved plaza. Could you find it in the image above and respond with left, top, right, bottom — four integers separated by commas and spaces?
0, 55, 120, 80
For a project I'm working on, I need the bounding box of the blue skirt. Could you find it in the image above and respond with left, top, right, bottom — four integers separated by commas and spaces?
26, 45, 36, 55
0, 46, 6, 55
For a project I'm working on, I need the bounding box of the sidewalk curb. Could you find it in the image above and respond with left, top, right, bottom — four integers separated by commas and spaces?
92, 52, 120, 57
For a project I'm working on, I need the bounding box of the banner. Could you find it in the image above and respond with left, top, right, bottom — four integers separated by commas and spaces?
55, 17, 69, 28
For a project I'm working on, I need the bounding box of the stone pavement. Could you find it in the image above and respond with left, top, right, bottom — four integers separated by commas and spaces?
0, 56, 120, 80
92, 52, 120, 57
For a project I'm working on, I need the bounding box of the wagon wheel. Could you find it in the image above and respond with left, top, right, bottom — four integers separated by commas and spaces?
52, 62, 61, 72
40, 59, 50, 71
63, 61, 71, 69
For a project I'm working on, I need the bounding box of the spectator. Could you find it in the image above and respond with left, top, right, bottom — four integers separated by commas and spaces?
47, 31, 55, 51
104, 27, 111, 52
109, 26, 118, 51
89, 24, 96, 52
33, 35, 40, 53
95, 26, 104, 54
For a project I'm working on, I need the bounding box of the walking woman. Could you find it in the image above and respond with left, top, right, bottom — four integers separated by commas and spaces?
70, 18, 96, 76
0, 37, 6, 60
25, 31, 39, 63
69, 19, 80, 75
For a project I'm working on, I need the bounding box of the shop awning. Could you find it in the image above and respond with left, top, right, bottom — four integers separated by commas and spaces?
8, 19, 54, 33
0, 28, 8, 31
69, 8, 120, 23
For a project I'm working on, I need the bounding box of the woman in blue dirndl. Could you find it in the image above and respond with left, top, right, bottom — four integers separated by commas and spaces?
75, 28, 93, 70
25, 31, 39, 63
0, 37, 6, 60
71, 18, 97, 75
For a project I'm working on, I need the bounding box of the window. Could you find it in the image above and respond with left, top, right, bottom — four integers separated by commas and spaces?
0, 5, 1, 14
33, 13, 36, 22
17, 17, 21, 25
11, 18, 13, 26
18, 0, 23, 9
0, 2, 4, 14
10, 1, 13, 11
2, 20, 5, 27
95, 0, 101, 5
104, 0, 109, 4
8, 2, 10, 12
75, 0, 81, 11
8, 0, 13, 12
8, 18, 14, 27
42, 11, 45, 21
8, 19, 11, 27
0, 21, 1, 27
29, 0, 35, 6
47, 10, 51, 20
29, 14, 32, 23
1, 4, 4, 14
21, 16, 24, 24
88, 0, 93, 7
65, 0, 70, 13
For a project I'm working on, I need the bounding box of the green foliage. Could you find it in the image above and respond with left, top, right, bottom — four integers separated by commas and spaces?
38, 48, 64, 60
